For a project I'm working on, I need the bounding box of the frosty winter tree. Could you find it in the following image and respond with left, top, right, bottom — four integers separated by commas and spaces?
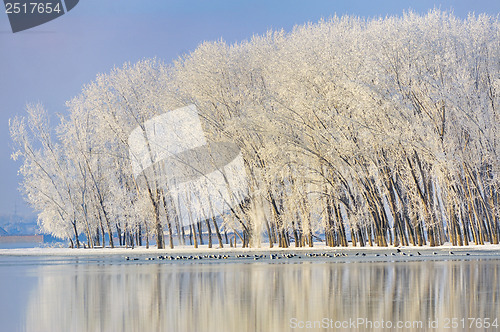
11, 10, 499, 248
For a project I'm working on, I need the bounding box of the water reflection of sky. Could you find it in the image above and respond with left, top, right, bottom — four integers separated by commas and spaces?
0, 260, 37, 332
0, 258, 495, 332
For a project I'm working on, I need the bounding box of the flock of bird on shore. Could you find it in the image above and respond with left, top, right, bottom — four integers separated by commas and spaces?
124, 249, 471, 262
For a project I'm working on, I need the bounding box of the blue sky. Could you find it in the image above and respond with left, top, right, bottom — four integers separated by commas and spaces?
0, 0, 499, 216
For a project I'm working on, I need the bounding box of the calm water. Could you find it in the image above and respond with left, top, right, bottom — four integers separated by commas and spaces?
0, 256, 499, 332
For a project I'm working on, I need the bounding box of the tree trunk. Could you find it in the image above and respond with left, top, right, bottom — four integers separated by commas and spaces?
191, 224, 198, 248
212, 216, 224, 248
72, 221, 80, 248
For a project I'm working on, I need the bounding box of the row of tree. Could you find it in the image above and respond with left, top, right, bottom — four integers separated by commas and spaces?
10, 10, 499, 248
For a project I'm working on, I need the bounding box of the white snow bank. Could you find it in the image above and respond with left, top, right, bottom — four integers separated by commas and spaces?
1, 242, 499, 257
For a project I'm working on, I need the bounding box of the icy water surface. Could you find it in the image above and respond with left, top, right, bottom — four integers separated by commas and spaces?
0, 255, 499, 332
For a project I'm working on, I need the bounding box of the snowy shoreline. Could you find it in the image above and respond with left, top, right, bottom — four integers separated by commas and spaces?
1, 243, 500, 262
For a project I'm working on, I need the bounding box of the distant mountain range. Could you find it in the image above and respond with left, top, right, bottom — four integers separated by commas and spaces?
0, 214, 38, 236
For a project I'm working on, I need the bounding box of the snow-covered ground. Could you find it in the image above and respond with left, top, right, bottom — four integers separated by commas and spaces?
1, 242, 499, 263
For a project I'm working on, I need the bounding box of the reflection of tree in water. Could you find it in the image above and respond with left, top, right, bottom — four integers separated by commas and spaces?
25, 260, 500, 332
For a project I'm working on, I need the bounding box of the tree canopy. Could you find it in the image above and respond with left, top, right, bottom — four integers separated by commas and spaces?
11, 10, 500, 248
